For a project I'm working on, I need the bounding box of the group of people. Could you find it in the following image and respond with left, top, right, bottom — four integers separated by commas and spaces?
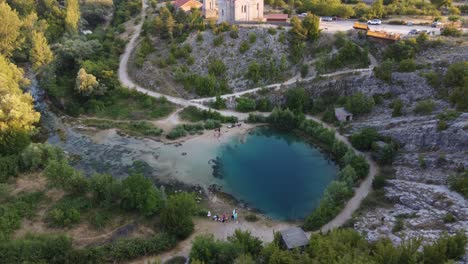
207, 209, 238, 223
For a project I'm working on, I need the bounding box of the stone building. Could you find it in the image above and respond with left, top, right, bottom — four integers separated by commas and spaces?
203, 0, 264, 22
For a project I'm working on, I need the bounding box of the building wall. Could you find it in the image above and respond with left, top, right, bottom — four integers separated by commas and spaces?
203, 0, 218, 19
217, 0, 263, 22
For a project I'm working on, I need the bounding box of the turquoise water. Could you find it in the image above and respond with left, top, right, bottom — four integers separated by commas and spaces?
217, 127, 337, 220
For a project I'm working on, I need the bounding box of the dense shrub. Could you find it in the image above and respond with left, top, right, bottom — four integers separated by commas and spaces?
397, 59, 417, 72
190, 234, 241, 264
391, 99, 404, 117
166, 125, 188, 140
304, 181, 353, 230
345, 92, 375, 115
267, 108, 303, 131
236, 97, 256, 112
47, 196, 91, 228
0, 155, 19, 182
444, 62, 468, 111
161, 192, 197, 239
179, 106, 237, 123
441, 26, 462, 37
448, 171, 468, 198
120, 174, 163, 216
44, 160, 88, 194
99, 233, 176, 262
316, 41, 370, 73
19, 144, 65, 171
239, 41, 250, 54
285, 88, 309, 113
204, 119, 222, 130
0, 192, 44, 240
374, 60, 393, 82
350, 127, 379, 151
0, 234, 75, 264
414, 99, 436, 115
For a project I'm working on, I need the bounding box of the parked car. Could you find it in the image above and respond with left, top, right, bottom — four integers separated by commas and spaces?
298, 13, 307, 18
367, 19, 382, 25
409, 29, 420, 35
322, 16, 333, 21
431, 21, 442, 28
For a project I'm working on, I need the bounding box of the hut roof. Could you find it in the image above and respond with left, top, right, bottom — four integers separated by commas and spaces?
280, 227, 309, 250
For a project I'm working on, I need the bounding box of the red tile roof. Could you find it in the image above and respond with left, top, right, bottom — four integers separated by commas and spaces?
174, 0, 191, 7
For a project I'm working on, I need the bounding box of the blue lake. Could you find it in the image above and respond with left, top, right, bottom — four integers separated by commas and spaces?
217, 127, 338, 220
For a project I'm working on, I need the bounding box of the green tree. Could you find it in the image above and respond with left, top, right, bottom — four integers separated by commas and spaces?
350, 127, 380, 151
121, 174, 162, 216
65, 0, 80, 33
30, 30, 53, 70
285, 88, 309, 113
345, 92, 375, 115
371, 0, 384, 18
337, 165, 358, 186
0, 3, 22, 57
302, 13, 320, 41
89, 173, 122, 207
227, 230, 262, 257
161, 192, 197, 239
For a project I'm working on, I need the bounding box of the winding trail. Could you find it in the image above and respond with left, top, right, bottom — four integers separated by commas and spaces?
118, 0, 378, 259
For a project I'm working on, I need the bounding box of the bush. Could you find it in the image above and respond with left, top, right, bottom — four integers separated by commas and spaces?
44, 160, 88, 194
345, 92, 375, 115
374, 60, 393, 82
213, 35, 224, 47
392, 218, 404, 233
0, 192, 44, 240
443, 213, 456, 223
248, 32, 256, 43
208, 58, 227, 77
0, 155, 19, 182
441, 26, 462, 37
247, 114, 267, 123
47, 196, 91, 228
239, 41, 250, 54
0, 234, 76, 264
398, 59, 416, 72
285, 88, 309, 113
204, 119, 222, 130
120, 174, 163, 216
447, 172, 467, 198
179, 106, 237, 123
236, 97, 256, 112
99, 233, 177, 262
304, 181, 353, 230
350, 127, 379, 151
414, 100, 436, 115
19, 144, 65, 172
268, 28, 277, 35
166, 125, 188, 140
372, 174, 387, 190
391, 99, 404, 117
161, 192, 197, 239
190, 234, 241, 264
300, 64, 309, 78
267, 108, 303, 131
